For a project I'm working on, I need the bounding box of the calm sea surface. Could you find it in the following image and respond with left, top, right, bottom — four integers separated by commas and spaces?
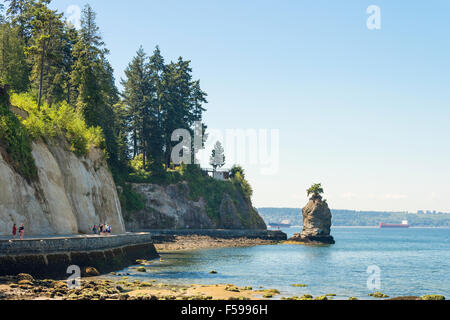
113, 227, 450, 299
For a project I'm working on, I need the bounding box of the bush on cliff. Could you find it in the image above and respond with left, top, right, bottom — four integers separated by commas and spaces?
0, 93, 37, 180
231, 171, 253, 199
127, 154, 182, 185
181, 164, 257, 223
10, 93, 105, 157
119, 183, 146, 215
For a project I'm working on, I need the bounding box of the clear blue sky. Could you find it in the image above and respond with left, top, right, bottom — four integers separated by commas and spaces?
9, 0, 450, 212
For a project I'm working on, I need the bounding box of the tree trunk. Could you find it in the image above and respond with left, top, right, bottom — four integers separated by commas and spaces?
166, 147, 172, 169
37, 49, 45, 110
67, 81, 71, 106
142, 142, 146, 170
133, 129, 137, 158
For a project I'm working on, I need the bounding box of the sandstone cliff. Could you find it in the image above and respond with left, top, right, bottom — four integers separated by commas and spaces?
124, 182, 267, 230
0, 140, 125, 235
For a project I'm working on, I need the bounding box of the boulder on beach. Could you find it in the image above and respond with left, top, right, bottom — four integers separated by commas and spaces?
287, 184, 335, 245
83, 267, 100, 277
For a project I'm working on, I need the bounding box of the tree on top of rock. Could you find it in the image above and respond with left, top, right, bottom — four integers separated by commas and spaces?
307, 183, 324, 200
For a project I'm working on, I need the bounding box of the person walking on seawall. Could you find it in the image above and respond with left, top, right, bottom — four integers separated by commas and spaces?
93, 225, 97, 235
12, 224, 17, 240
19, 224, 25, 240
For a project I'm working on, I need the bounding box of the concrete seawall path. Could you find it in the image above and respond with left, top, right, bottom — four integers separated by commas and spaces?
0, 230, 286, 279
0, 232, 159, 279
0, 232, 148, 242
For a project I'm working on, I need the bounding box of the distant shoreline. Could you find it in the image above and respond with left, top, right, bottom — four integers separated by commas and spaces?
259, 208, 450, 228
271, 226, 450, 229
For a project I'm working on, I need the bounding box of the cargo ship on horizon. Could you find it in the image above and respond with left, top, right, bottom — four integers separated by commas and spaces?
379, 220, 410, 228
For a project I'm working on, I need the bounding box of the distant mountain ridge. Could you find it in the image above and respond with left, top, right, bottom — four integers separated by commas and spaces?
258, 208, 450, 228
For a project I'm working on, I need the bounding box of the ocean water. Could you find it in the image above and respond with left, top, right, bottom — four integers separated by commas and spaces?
114, 227, 450, 299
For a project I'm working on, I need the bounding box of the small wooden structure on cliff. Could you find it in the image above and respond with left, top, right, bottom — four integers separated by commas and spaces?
202, 168, 230, 181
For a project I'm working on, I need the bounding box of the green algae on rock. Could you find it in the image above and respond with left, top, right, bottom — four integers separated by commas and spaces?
291, 284, 308, 287
421, 295, 445, 300
369, 292, 389, 298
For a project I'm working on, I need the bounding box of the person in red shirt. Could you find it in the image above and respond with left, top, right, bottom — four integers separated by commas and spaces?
12, 224, 17, 240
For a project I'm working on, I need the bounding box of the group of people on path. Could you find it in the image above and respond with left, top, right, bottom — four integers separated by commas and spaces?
12, 223, 25, 240
9, 223, 113, 240
92, 223, 112, 236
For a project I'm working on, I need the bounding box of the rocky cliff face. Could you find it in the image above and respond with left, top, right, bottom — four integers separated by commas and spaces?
0, 140, 125, 236
289, 196, 335, 244
124, 182, 267, 231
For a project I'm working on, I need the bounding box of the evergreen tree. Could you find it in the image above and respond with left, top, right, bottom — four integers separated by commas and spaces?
0, 23, 30, 91
70, 5, 119, 164
71, 4, 106, 121
307, 183, 324, 199
51, 22, 78, 106
160, 57, 207, 168
98, 57, 120, 165
112, 100, 131, 167
121, 47, 150, 164
25, 0, 64, 109
210, 141, 225, 171
4, 0, 33, 42
0, 4, 5, 23
145, 46, 166, 174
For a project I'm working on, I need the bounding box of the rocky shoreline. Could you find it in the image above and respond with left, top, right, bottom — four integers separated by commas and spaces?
154, 235, 281, 252
0, 273, 445, 301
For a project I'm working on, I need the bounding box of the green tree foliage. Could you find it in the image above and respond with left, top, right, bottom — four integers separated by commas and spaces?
230, 165, 245, 179
0, 4, 5, 23
2, 1, 79, 105
70, 4, 120, 166
10, 92, 104, 156
47, 23, 78, 106
145, 46, 166, 174
160, 57, 207, 168
0, 90, 37, 180
231, 168, 253, 199
111, 100, 131, 168
122, 47, 152, 165
24, 0, 64, 109
4, 0, 34, 43
0, 23, 30, 92
122, 46, 208, 175
307, 183, 324, 199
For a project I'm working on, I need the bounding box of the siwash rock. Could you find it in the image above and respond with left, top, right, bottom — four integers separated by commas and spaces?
288, 196, 335, 244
